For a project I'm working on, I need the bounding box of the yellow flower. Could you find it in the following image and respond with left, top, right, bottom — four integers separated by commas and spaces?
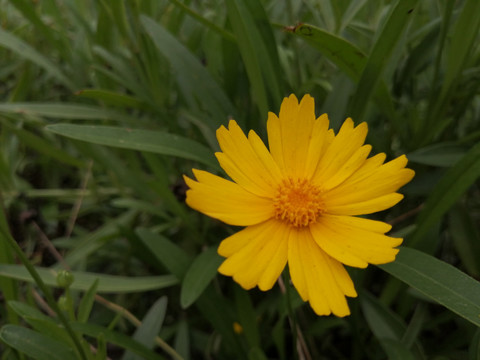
184, 94, 414, 317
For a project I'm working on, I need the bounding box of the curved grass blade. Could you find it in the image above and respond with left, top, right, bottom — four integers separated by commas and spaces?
141, 15, 237, 131
288, 23, 396, 124
408, 142, 480, 249
71, 323, 164, 360
0, 27, 75, 90
0, 264, 178, 293
426, 0, 480, 139
348, 0, 417, 121
0, 325, 77, 360
2, 124, 84, 168
46, 124, 219, 169
75, 89, 146, 109
180, 247, 223, 308
226, 0, 283, 116
379, 247, 480, 327
123, 297, 168, 360
0, 102, 124, 121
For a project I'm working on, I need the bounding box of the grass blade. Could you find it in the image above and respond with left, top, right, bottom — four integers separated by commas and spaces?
0, 264, 177, 293
289, 23, 397, 125
408, 142, 480, 249
180, 247, 223, 308
348, 0, 417, 121
226, 0, 283, 117
141, 15, 237, 132
72, 322, 163, 360
0, 27, 75, 90
123, 297, 168, 360
46, 124, 219, 169
0, 325, 77, 360
0, 102, 125, 120
380, 247, 480, 327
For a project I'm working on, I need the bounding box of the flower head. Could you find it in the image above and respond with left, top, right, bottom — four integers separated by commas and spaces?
184, 94, 414, 317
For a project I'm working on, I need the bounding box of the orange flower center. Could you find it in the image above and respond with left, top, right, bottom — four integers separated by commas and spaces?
273, 178, 325, 227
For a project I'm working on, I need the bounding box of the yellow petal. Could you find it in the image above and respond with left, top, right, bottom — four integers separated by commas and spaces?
327, 193, 404, 215
216, 120, 278, 197
323, 155, 415, 215
267, 94, 320, 177
184, 170, 274, 226
288, 228, 356, 317
267, 111, 285, 172
312, 119, 368, 186
218, 219, 289, 290
303, 114, 332, 179
311, 215, 402, 268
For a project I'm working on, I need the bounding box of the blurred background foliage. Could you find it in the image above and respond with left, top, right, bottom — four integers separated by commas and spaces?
0, 0, 479, 359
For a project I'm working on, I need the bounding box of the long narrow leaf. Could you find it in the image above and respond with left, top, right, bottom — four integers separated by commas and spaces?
0, 325, 77, 360
46, 124, 219, 169
123, 297, 168, 360
379, 247, 480, 327
0, 102, 124, 120
0, 264, 177, 293
0, 27, 74, 90
289, 23, 396, 123
141, 15, 237, 131
72, 322, 164, 360
409, 142, 480, 248
348, 0, 417, 121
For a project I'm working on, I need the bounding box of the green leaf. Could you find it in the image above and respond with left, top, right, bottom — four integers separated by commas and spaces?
448, 204, 480, 278
0, 325, 77, 360
407, 142, 465, 167
8, 301, 54, 323
379, 247, 480, 327
7, 301, 73, 346
248, 347, 269, 360
140, 15, 237, 132
348, 0, 417, 121
360, 291, 424, 358
469, 328, 480, 360
71, 322, 164, 360
76, 89, 146, 109
123, 297, 168, 360
289, 23, 396, 124
46, 124, 219, 169
77, 279, 99, 323
2, 123, 85, 168
361, 291, 406, 341
289, 23, 366, 80
409, 142, 480, 249
166, 0, 235, 42
440, 0, 480, 112
0, 264, 177, 293
135, 228, 192, 280
0, 102, 123, 120
235, 286, 260, 348
0, 27, 75, 90
174, 320, 190, 360
181, 247, 223, 308
226, 0, 282, 116
378, 339, 416, 360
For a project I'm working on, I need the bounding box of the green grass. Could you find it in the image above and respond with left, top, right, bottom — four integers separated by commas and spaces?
1, 0, 480, 359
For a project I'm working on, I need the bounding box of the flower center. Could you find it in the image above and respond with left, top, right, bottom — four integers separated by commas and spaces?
273, 178, 324, 227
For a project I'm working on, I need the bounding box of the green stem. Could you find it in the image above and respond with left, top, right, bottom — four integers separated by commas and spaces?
0, 225, 88, 360
282, 271, 298, 360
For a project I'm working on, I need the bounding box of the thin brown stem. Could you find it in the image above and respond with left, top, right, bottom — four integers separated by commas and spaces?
66, 160, 93, 238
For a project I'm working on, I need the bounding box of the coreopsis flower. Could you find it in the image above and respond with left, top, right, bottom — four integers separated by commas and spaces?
184, 94, 414, 317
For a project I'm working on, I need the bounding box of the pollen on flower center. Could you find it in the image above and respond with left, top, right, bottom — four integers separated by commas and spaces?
273, 178, 325, 227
